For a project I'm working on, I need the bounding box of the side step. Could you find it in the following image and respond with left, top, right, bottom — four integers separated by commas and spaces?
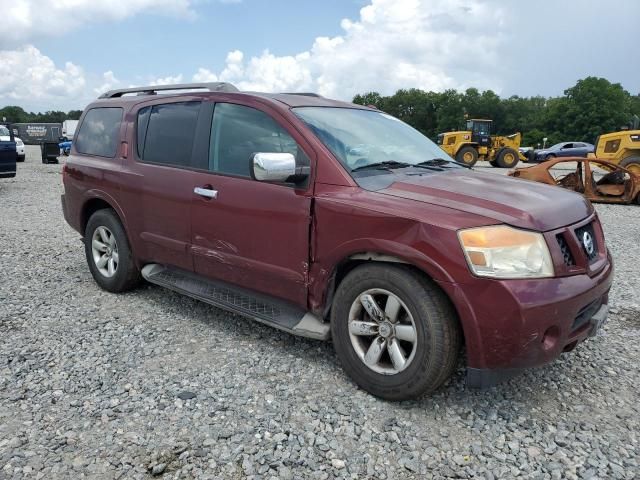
141, 264, 330, 341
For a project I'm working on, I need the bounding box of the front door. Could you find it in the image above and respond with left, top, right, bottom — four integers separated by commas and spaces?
190, 102, 313, 308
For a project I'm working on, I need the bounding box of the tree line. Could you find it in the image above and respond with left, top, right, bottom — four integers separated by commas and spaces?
353, 77, 640, 147
0, 106, 82, 124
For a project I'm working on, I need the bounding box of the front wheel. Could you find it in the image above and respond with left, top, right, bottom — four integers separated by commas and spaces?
85, 209, 140, 293
455, 146, 478, 167
331, 264, 462, 400
620, 156, 640, 178
496, 148, 519, 168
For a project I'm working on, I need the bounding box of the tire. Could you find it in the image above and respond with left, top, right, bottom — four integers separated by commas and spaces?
84, 209, 141, 293
527, 150, 537, 163
17, 155, 25, 163
496, 148, 519, 168
41, 144, 47, 164
491, 148, 504, 167
620, 156, 640, 178
455, 146, 478, 167
544, 154, 555, 162
330, 264, 462, 400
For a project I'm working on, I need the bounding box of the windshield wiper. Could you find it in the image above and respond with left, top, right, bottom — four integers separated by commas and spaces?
351, 160, 413, 172
418, 157, 472, 169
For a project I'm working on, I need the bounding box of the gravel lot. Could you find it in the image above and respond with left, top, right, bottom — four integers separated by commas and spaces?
1, 147, 638, 479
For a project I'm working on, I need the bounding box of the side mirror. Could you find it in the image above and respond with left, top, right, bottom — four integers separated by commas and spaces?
251, 152, 309, 183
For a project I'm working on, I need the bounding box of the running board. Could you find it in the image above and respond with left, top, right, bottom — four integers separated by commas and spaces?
141, 264, 330, 341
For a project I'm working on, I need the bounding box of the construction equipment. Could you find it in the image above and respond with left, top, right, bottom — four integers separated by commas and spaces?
591, 126, 640, 178
437, 119, 527, 168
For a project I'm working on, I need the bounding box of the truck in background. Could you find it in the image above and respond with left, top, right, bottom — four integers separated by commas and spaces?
12, 123, 63, 145
62, 120, 78, 140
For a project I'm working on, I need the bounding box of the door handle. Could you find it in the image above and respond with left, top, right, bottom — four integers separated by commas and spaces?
194, 186, 218, 199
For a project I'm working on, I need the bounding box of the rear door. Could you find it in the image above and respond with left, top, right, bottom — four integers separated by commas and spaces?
0, 125, 17, 178
118, 100, 202, 271
190, 101, 314, 308
558, 143, 574, 157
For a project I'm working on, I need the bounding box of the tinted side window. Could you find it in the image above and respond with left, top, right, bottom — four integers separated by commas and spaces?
140, 102, 201, 167
75, 107, 123, 157
210, 103, 307, 177
137, 106, 150, 158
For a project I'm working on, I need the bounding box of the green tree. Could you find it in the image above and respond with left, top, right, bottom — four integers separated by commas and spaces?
556, 77, 630, 141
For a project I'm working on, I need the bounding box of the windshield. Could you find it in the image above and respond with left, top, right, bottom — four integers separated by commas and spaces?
0, 126, 10, 137
293, 107, 454, 173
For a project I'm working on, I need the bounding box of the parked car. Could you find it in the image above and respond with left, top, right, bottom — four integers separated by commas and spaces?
533, 141, 594, 162
0, 124, 17, 178
509, 157, 640, 205
62, 82, 613, 400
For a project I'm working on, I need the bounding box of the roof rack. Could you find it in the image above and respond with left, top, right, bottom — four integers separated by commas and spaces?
98, 82, 239, 99
282, 92, 323, 98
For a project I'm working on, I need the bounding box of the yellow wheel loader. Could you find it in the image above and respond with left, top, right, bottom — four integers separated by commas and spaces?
591, 129, 640, 177
437, 119, 528, 168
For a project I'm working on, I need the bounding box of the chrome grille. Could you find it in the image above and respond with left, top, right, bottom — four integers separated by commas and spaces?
556, 234, 575, 266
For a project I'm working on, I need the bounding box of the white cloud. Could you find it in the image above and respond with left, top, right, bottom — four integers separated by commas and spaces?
94, 71, 120, 95
150, 74, 184, 86
1, 0, 198, 49
196, 0, 506, 99
0, 45, 86, 105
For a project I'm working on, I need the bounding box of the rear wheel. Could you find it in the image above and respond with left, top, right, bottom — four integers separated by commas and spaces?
495, 148, 519, 168
620, 156, 640, 178
331, 264, 462, 400
85, 209, 141, 293
456, 146, 478, 167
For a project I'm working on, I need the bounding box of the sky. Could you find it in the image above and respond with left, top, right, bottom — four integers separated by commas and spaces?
0, 0, 639, 112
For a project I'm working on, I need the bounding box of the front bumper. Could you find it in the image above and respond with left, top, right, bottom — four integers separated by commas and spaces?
438, 252, 614, 388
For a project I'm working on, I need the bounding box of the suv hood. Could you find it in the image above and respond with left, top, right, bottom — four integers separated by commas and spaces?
377, 169, 592, 231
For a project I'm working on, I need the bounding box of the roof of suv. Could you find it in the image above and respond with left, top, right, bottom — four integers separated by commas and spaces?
94, 82, 369, 110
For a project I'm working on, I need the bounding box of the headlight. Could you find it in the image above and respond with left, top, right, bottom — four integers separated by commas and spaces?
16, 139, 23, 146
458, 225, 554, 279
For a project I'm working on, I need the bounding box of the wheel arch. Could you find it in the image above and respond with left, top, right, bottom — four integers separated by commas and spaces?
316, 246, 459, 319
81, 194, 142, 267
321, 251, 468, 361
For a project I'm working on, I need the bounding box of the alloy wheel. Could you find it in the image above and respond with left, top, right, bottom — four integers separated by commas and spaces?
91, 226, 119, 278
348, 288, 418, 375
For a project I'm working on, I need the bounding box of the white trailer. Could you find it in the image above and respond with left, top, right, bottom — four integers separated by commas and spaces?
62, 120, 79, 140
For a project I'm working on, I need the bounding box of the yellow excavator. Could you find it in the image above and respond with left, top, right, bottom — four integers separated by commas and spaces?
437, 119, 527, 168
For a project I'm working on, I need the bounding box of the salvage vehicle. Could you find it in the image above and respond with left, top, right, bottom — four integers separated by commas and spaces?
61, 83, 614, 400
436, 118, 527, 168
532, 142, 594, 162
509, 157, 640, 205
0, 124, 17, 178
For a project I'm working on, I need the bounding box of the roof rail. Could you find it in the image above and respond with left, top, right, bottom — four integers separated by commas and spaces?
98, 82, 239, 99
282, 92, 323, 98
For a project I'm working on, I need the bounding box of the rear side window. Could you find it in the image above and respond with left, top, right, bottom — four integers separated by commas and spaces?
75, 107, 123, 157
209, 103, 306, 177
138, 102, 200, 167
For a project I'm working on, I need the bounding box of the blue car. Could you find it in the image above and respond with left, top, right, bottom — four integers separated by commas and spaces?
533, 141, 594, 162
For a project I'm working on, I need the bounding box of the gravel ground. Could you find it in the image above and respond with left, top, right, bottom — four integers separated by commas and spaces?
1, 148, 638, 479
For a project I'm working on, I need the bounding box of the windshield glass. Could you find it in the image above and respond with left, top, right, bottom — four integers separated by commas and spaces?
0, 126, 10, 137
293, 107, 454, 173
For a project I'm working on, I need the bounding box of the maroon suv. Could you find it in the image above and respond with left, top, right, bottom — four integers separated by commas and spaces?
61, 83, 613, 400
